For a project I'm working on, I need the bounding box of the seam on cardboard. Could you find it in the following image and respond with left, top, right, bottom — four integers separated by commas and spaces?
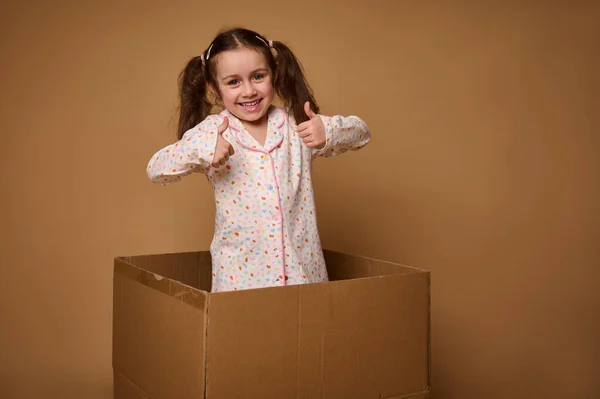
320, 332, 325, 399
323, 248, 428, 272
380, 388, 430, 399
427, 272, 432, 388
114, 370, 152, 398
296, 287, 301, 399
202, 295, 210, 399
114, 258, 205, 309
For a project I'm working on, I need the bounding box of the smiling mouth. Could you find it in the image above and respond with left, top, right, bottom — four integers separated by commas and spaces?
239, 99, 262, 108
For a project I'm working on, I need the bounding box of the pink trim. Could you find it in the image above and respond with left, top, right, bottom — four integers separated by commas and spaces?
267, 153, 286, 286
220, 109, 287, 285
224, 141, 286, 285
229, 124, 256, 152
274, 110, 285, 128
227, 112, 284, 152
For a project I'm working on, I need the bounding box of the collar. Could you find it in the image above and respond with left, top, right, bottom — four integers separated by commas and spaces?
220, 106, 286, 153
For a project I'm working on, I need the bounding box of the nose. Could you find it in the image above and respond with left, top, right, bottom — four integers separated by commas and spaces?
241, 81, 257, 97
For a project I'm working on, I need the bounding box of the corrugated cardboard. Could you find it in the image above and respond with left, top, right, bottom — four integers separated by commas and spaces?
113, 250, 431, 398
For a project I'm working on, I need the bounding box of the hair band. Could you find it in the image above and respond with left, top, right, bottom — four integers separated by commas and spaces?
256, 36, 273, 48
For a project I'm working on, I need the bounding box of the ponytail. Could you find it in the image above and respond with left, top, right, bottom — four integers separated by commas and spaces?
176, 56, 212, 140
271, 41, 320, 126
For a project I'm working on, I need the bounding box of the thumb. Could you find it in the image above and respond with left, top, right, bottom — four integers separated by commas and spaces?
218, 116, 229, 135
304, 101, 317, 119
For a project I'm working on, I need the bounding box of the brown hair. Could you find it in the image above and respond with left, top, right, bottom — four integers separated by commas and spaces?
176, 27, 319, 139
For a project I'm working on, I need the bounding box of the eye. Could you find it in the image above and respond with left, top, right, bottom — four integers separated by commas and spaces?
252, 74, 265, 81
227, 79, 239, 86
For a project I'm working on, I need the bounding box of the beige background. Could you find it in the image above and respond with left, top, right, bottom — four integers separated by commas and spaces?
1, 1, 598, 398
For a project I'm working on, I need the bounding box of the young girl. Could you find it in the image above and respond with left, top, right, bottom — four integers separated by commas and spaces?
147, 27, 370, 292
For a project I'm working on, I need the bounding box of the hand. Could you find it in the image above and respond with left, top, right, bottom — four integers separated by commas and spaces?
298, 101, 326, 149
212, 117, 235, 167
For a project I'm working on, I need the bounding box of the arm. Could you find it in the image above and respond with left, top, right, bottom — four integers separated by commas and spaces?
146, 116, 220, 185
312, 114, 371, 158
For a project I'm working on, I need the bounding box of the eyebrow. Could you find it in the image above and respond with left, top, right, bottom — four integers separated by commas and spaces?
221, 68, 269, 81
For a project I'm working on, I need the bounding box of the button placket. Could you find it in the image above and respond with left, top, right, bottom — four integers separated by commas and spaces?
261, 150, 286, 285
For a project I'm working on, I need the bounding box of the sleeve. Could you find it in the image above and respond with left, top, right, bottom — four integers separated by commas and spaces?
146, 116, 220, 185
311, 114, 371, 158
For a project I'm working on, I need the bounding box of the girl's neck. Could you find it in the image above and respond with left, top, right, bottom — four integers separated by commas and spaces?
241, 114, 268, 146
241, 113, 268, 130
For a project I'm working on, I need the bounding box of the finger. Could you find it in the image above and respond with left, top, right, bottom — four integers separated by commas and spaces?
211, 152, 220, 167
298, 129, 310, 138
304, 101, 317, 119
298, 121, 310, 130
297, 121, 309, 132
224, 141, 234, 155
218, 116, 229, 135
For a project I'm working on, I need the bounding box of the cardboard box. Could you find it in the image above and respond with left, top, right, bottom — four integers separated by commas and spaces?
112, 249, 431, 399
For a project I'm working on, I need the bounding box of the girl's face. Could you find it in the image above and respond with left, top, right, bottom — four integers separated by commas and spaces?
213, 48, 274, 125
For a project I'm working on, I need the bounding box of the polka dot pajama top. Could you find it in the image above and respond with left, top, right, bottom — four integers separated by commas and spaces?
147, 106, 370, 292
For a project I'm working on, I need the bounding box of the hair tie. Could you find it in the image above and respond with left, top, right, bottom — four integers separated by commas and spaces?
200, 43, 214, 63
256, 35, 273, 48
205, 43, 214, 60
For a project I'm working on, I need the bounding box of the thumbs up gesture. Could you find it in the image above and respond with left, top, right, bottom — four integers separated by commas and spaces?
211, 117, 235, 167
298, 101, 326, 149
